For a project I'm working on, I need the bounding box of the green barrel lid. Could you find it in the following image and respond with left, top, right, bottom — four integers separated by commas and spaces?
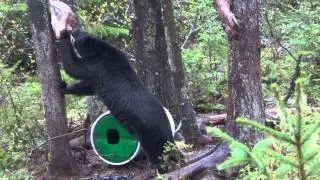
90, 111, 140, 165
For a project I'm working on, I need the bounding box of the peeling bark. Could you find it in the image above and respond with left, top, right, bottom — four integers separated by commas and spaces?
214, 0, 240, 38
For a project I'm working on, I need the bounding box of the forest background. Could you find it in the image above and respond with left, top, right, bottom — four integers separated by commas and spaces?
0, 0, 319, 179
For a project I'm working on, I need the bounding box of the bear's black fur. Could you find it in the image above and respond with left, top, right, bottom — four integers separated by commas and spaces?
59, 29, 175, 169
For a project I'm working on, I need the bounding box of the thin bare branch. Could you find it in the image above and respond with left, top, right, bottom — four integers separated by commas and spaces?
283, 55, 301, 103
265, 14, 299, 63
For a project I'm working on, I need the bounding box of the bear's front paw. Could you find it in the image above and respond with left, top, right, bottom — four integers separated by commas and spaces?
59, 81, 68, 94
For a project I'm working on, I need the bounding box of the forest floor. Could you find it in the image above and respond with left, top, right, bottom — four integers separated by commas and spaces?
31, 112, 229, 179
75, 143, 223, 180
32, 143, 222, 180
31, 108, 320, 179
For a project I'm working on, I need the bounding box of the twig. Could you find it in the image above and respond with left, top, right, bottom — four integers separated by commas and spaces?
265, 14, 299, 63
283, 55, 301, 103
295, 84, 306, 180
30, 128, 86, 152
6, 83, 37, 146
181, 10, 200, 49
180, 9, 217, 49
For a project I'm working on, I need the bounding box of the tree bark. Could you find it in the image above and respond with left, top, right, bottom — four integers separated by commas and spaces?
27, 0, 76, 176
87, 96, 108, 123
131, 0, 206, 146
131, 0, 183, 143
159, 0, 204, 145
131, 0, 179, 126
225, 0, 265, 144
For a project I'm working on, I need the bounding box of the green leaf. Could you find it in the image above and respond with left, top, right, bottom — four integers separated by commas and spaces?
0, 3, 27, 12
86, 25, 129, 38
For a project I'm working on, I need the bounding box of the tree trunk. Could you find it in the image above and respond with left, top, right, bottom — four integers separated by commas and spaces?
159, 0, 204, 145
87, 96, 108, 123
131, 0, 179, 124
226, 0, 265, 144
27, 0, 76, 176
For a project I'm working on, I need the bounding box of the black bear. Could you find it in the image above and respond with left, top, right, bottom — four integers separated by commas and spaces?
58, 29, 178, 170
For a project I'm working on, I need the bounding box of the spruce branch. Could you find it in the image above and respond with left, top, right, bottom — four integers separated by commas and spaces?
251, 139, 274, 172
265, 149, 299, 167
307, 161, 320, 177
271, 83, 295, 135
295, 80, 306, 180
236, 117, 295, 144
274, 164, 293, 177
302, 147, 320, 163
301, 121, 320, 144
206, 127, 250, 153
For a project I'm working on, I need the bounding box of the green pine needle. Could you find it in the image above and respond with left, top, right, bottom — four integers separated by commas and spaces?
274, 164, 293, 177
303, 147, 320, 163
307, 161, 320, 176
206, 126, 233, 143
265, 149, 299, 167
251, 139, 274, 170
236, 117, 295, 144
301, 121, 320, 144
206, 127, 250, 153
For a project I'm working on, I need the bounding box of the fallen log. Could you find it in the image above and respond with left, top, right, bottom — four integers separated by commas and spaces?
196, 114, 226, 126
197, 107, 320, 126
164, 143, 229, 180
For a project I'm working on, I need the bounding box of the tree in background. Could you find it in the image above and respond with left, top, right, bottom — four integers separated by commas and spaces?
160, 0, 210, 145
132, 0, 207, 145
27, 0, 75, 176
1, 0, 318, 178
131, 0, 177, 116
215, 0, 265, 144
